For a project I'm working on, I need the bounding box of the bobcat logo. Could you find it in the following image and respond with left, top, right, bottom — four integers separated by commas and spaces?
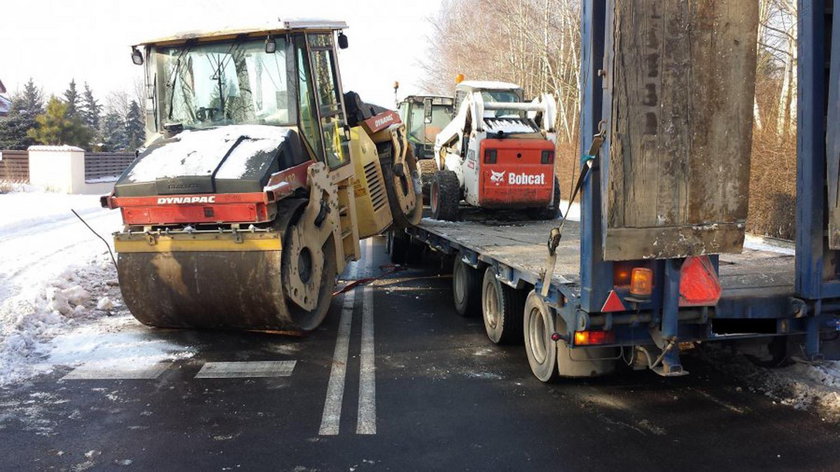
490, 170, 506, 183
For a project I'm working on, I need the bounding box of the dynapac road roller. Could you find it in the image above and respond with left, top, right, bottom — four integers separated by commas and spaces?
101, 20, 422, 332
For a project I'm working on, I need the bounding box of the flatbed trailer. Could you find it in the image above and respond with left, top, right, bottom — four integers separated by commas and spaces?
390, 0, 840, 380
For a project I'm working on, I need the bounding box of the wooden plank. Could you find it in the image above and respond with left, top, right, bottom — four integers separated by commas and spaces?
0, 150, 29, 181
604, 0, 758, 260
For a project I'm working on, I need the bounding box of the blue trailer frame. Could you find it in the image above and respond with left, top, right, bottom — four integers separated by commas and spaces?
406, 0, 840, 376
795, 0, 840, 357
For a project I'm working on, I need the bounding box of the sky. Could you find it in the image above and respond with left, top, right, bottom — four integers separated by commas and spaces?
0, 0, 444, 108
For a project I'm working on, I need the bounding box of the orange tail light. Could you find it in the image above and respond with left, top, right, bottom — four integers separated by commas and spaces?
574, 330, 615, 345
630, 267, 654, 298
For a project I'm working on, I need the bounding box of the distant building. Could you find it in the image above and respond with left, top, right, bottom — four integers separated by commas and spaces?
0, 79, 9, 116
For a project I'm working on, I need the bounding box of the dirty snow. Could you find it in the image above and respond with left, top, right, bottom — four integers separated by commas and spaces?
0, 188, 193, 387
127, 125, 285, 182
698, 344, 840, 422
483, 118, 538, 134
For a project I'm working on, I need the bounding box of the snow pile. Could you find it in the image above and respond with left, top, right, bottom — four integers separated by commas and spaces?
0, 189, 124, 387
698, 345, 840, 422
46, 314, 195, 371
0, 253, 119, 386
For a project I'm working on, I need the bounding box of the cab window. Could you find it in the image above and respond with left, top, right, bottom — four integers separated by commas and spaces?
308, 33, 349, 170
295, 37, 323, 159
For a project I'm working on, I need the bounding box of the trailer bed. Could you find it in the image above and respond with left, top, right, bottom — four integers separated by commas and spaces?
415, 218, 795, 307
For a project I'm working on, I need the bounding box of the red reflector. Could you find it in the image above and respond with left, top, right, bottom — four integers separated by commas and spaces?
679, 256, 721, 306
601, 290, 626, 312
573, 330, 614, 345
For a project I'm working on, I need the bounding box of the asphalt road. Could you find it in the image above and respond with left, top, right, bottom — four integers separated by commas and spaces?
1, 237, 838, 471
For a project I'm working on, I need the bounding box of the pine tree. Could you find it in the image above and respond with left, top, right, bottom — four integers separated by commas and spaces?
100, 109, 127, 151
63, 79, 80, 119
124, 100, 145, 149
0, 78, 44, 149
79, 82, 101, 130
27, 96, 93, 148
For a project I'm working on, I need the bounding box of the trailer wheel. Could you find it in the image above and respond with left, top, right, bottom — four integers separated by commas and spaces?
528, 177, 562, 220
452, 255, 481, 317
481, 267, 525, 344
431, 170, 460, 221
523, 291, 559, 382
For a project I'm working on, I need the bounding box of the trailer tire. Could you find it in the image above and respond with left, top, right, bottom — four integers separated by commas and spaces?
431, 170, 460, 221
528, 177, 562, 220
523, 291, 559, 382
452, 255, 481, 317
481, 267, 525, 344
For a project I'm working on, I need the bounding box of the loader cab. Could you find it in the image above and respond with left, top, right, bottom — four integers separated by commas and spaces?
454, 81, 525, 118
134, 20, 352, 172
397, 95, 454, 159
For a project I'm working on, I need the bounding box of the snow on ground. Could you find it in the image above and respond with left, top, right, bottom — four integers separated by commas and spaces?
0, 188, 192, 388
697, 344, 840, 422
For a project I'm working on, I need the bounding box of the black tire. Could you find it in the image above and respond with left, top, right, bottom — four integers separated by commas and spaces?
524, 291, 559, 382
431, 170, 460, 221
528, 177, 562, 220
452, 255, 482, 317
481, 267, 526, 344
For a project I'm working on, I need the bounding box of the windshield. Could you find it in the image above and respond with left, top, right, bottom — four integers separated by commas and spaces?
481, 90, 525, 118
408, 105, 452, 143
153, 38, 294, 129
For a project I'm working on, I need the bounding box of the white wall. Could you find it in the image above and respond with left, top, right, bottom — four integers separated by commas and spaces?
27, 146, 116, 195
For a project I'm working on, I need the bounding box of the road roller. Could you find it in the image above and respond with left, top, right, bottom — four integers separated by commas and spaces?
101, 20, 422, 332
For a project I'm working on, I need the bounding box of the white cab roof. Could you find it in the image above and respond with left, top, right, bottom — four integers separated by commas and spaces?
457, 80, 521, 91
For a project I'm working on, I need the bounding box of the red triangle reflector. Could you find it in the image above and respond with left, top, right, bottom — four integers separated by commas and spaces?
601, 290, 626, 312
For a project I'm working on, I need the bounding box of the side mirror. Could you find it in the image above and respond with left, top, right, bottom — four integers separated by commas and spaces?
265, 36, 276, 54
131, 47, 144, 66
338, 32, 348, 49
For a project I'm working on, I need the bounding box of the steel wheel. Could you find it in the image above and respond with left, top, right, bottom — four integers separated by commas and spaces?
452, 255, 481, 317
524, 291, 558, 382
481, 267, 524, 344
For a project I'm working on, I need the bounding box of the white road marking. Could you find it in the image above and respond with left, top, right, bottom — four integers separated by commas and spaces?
319, 289, 356, 436
195, 361, 296, 379
357, 285, 376, 434
61, 362, 169, 380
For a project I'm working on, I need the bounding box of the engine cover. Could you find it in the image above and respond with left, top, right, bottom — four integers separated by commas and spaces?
114, 125, 307, 197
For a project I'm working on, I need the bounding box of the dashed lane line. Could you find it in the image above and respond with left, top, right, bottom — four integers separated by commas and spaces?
357, 285, 376, 434
357, 236, 377, 434
195, 361, 297, 379
61, 362, 169, 380
318, 289, 356, 436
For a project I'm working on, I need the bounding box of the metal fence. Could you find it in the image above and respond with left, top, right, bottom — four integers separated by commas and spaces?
84, 152, 135, 182
0, 150, 29, 182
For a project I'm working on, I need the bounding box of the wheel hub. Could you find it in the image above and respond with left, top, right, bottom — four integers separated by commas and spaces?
529, 307, 547, 364
484, 284, 499, 329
